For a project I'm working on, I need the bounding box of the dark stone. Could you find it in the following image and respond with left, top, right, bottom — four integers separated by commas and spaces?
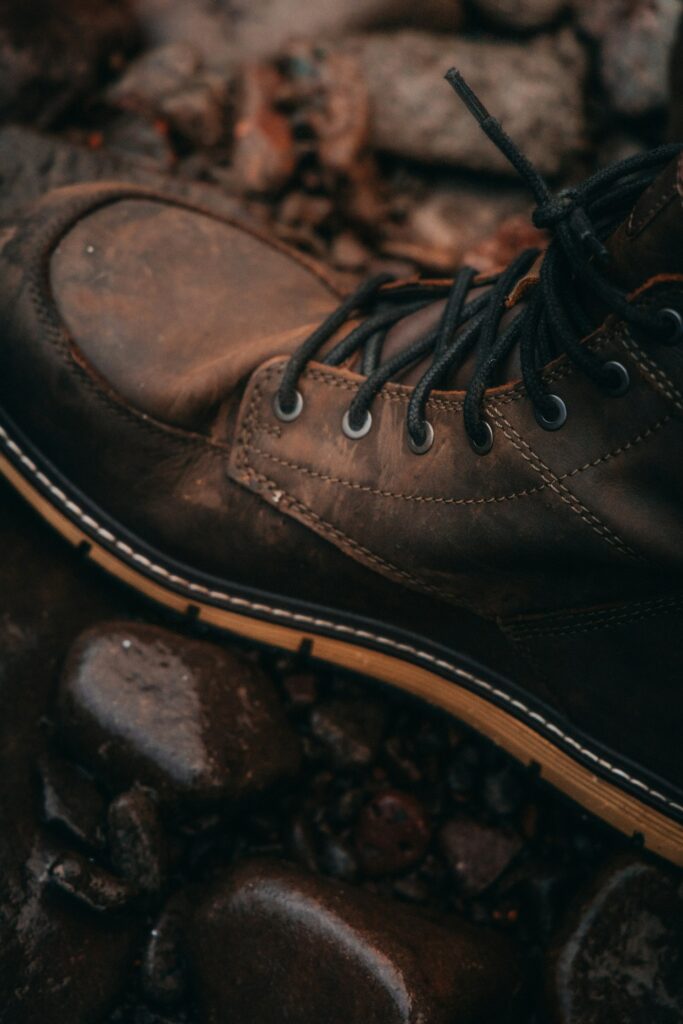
101, 113, 175, 169
318, 834, 360, 882
190, 860, 525, 1024
38, 751, 107, 849
286, 811, 319, 872
1, 840, 140, 1023
337, 29, 587, 176
447, 742, 481, 798
281, 671, 318, 708
599, 0, 679, 118
668, 4, 683, 141
0, 125, 246, 221
0, 484, 141, 1023
355, 790, 431, 877
49, 852, 136, 913
482, 763, 526, 818
309, 698, 386, 769
108, 786, 167, 896
0, 0, 139, 124
548, 857, 683, 1023
472, 0, 566, 30
58, 622, 301, 810
141, 890, 192, 1007
106, 43, 228, 148
439, 818, 523, 896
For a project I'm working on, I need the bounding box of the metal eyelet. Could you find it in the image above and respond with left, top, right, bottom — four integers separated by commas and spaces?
658, 307, 683, 345
273, 389, 303, 422
602, 360, 630, 397
469, 420, 494, 455
535, 394, 567, 431
407, 420, 434, 455
342, 408, 372, 440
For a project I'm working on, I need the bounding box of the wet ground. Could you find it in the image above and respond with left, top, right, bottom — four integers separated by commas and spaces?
0, 480, 681, 1024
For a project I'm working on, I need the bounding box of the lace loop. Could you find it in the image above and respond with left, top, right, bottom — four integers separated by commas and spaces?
273, 72, 682, 452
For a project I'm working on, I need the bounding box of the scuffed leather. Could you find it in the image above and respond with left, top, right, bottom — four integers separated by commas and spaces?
229, 313, 683, 618
0, 172, 682, 791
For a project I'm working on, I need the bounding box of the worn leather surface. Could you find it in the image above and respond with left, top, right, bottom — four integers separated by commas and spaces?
50, 197, 339, 431
0, 164, 682, 790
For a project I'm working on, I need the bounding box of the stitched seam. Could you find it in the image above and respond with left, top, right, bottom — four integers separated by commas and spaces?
234, 372, 444, 597
628, 188, 675, 237
510, 595, 683, 639
1, 420, 681, 817
620, 333, 683, 414
509, 593, 683, 631
248, 445, 546, 504
489, 405, 642, 561
241, 464, 445, 596
244, 413, 671, 504
21, 183, 338, 456
26, 277, 225, 454
562, 415, 672, 476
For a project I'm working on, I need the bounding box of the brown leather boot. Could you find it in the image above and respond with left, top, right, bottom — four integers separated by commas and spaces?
0, 74, 682, 865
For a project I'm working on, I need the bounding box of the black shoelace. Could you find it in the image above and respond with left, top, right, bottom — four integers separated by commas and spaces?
275, 70, 683, 455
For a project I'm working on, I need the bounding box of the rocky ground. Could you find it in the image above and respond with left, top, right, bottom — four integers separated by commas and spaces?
0, 2, 682, 1023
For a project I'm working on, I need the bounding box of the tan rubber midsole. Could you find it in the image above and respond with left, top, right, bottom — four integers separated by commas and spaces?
1, 447, 682, 868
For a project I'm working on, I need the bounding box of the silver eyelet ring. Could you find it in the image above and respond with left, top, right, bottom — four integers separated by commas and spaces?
407, 420, 434, 455
470, 420, 494, 455
602, 360, 630, 397
659, 307, 683, 345
342, 408, 372, 440
535, 393, 567, 431
273, 389, 303, 422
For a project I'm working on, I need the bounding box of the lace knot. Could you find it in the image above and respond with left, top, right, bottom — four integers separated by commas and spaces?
532, 190, 576, 229
533, 189, 609, 261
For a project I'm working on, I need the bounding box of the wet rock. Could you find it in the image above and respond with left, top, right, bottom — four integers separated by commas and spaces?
101, 113, 176, 169
286, 811, 319, 872
107, 43, 228, 148
439, 818, 523, 896
383, 735, 423, 784
0, 125, 245, 220
496, 859, 571, 943
135, 0, 463, 69
481, 763, 526, 818
384, 178, 530, 273
58, 622, 301, 810
318, 834, 360, 882
191, 860, 524, 1024
355, 790, 431, 877
49, 851, 136, 913
599, 0, 680, 117
281, 671, 318, 708
472, 0, 567, 30
1, 841, 140, 1024
232, 63, 296, 193
669, 12, 683, 140
337, 29, 587, 176
108, 786, 167, 896
141, 891, 192, 1007
38, 751, 106, 849
309, 698, 386, 770
278, 42, 372, 176
447, 742, 482, 799
0, 485, 141, 1022
548, 857, 683, 1023
0, 0, 139, 123
462, 213, 548, 276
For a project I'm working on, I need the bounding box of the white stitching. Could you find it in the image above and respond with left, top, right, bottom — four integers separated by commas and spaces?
1, 422, 681, 817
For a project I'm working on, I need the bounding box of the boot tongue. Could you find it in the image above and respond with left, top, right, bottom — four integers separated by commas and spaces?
603, 152, 683, 290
